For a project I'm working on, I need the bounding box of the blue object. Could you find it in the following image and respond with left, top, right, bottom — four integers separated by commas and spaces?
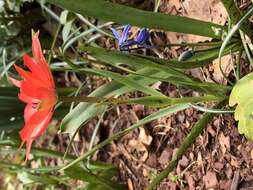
111, 25, 150, 51
134, 28, 150, 46
111, 25, 135, 50
178, 50, 194, 61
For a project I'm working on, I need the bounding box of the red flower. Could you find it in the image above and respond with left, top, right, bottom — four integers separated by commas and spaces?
9, 31, 57, 161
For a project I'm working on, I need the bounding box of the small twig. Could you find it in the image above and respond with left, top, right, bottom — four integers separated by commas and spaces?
48, 23, 62, 64
154, 0, 162, 12
190, 104, 234, 113
87, 110, 106, 169
230, 170, 240, 190
236, 50, 242, 80
239, 30, 253, 66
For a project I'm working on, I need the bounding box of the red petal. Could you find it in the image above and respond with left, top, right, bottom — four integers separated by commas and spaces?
31, 32, 55, 88
20, 109, 53, 140
23, 54, 53, 88
23, 54, 41, 75
20, 81, 56, 107
32, 31, 44, 63
8, 77, 21, 87
18, 93, 40, 104
24, 139, 33, 162
20, 109, 54, 161
14, 64, 46, 88
24, 104, 37, 124
20, 81, 45, 100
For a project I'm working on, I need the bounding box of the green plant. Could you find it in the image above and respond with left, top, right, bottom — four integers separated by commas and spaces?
1, 0, 253, 189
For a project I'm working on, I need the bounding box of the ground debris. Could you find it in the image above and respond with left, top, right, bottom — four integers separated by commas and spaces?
203, 171, 218, 189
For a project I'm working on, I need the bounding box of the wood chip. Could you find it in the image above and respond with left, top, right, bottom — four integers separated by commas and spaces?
203, 171, 218, 188
230, 170, 240, 190
219, 132, 230, 154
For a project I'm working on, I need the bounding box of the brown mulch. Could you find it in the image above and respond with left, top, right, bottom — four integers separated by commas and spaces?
52, 0, 253, 189
94, 0, 253, 189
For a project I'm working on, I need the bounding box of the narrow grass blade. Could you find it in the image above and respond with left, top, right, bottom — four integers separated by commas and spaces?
64, 57, 164, 97
218, 7, 253, 70
140, 42, 241, 69
117, 95, 222, 107
79, 46, 231, 95
0, 141, 114, 171
65, 166, 125, 190
47, 0, 225, 38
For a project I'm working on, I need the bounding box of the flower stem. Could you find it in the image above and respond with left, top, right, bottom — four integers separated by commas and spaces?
125, 41, 226, 51
59, 95, 223, 108
59, 96, 123, 105
154, 0, 162, 12
48, 23, 62, 64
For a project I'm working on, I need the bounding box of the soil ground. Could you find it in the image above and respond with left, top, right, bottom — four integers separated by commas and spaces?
99, 1, 253, 189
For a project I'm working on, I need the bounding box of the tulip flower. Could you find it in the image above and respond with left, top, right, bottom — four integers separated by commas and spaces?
9, 31, 57, 161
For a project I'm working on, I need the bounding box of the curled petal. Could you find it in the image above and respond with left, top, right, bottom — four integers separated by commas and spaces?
18, 93, 40, 104
24, 104, 37, 124
31, 32, 55, 88
111, 28, 121, 41
20, 109, 53, 141
119, 24, 131, 45
32, 31, 44, 64
23, 54, 50, 86
14, 64, 46, 88
20, 109, 54, 160
8, 77, 21, 87
135, 28, 149, 45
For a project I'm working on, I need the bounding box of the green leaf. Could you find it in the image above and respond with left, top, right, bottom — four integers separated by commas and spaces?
79, 46, 231, 95
62, 20, 75, 43
64, 166, 125, 190
85, 42, 240, 68
219, 6, 253, 69
221, 0, 253, 38
229, 73, 253, 140
63, 57, 164, 96
0, 140, 114, 172
79, 68, 164, 97
118, 95, 222, 107
59, 10, 69, 24
17, 171, 58, 185
60, 67, 180, 134
141, 42, 241, 69
0, 87, 23, 131
47, 0, 225, 38
80, 43, 240, 70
